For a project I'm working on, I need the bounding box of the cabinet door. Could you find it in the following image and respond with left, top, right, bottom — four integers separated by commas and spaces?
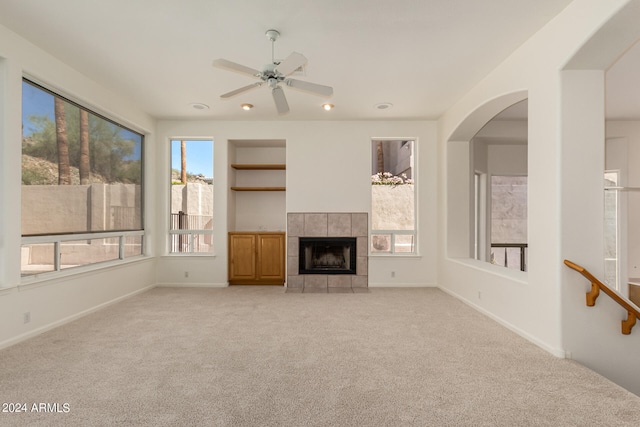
257, 234, 285, 282
229, 234, 256, 281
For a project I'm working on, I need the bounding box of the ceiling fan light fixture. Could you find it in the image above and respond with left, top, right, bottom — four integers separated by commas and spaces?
322, 103, 334, 111
241, 103, 253, 111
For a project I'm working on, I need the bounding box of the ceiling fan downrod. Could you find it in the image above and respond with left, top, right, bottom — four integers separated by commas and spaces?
265, 29, 280, 65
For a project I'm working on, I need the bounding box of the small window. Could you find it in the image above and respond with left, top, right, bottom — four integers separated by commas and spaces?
169, 139, 214, 254
21, 79, 144, 276
371, 140, 416, 254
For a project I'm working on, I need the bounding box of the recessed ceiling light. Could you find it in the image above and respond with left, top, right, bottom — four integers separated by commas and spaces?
375, 102, 393, 110
322, 103, 334, 111
189, 102, 210, 110
241, 103, 253, 110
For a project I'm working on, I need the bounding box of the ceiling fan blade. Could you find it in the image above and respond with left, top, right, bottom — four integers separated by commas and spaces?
285, 78, 333, 97
275, 52, 308, 77
212, 59, 262, 79
220, 82, 263, 99
272, 86, 290, 115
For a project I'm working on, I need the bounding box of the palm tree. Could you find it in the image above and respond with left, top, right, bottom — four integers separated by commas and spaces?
376, 141, 384, 173
181, 140, 187, 184
54, 98, 71, 185
79, 109, 90, 184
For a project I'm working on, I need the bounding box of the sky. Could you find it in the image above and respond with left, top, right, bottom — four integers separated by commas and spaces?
22, 80, 143, 159
22, 80, 54, 134
22, 80, 213, 175
171, 140, 214, 177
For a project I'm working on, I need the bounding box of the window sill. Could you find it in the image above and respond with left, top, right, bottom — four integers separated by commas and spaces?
19, 255, 153, 289
447, 257, 528, 285
0, 286, 16, 296
369, 253, 422, 259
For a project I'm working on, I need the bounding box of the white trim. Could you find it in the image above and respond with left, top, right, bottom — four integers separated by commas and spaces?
155, 282, 228, 288
369, 254, 422, 259
447, 256, 528, 285
0, 284, 155, 350
0, 286, 16, 296
438, 286, 566, 358
368, 282, 436, 288
21, 230, 144, 244
168, 230, 213, 235
19, 255, 150, 287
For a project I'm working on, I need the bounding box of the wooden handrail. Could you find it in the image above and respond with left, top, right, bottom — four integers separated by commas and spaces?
564, 259, 640, 335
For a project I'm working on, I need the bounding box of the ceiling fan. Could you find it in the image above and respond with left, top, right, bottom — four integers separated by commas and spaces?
212, 29, 333, 115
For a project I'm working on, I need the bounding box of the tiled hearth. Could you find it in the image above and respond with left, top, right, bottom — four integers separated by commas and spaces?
286, 213, 368, 293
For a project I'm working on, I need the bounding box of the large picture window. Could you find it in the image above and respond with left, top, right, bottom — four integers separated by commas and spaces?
371, 139, 416, 254
21, 79, 144, 276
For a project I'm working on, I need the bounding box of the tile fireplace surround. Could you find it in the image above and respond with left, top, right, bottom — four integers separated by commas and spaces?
286, 212, 368, 293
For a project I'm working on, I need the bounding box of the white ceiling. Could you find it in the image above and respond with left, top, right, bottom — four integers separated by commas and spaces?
1, 0, 636, 121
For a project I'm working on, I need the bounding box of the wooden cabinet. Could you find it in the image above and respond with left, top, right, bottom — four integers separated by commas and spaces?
228, 232, 285, 285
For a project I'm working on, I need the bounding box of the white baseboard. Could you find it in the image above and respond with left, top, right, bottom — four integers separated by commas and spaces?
368, 282, 437, 288
0, 284, 155, 350
438, 286, 566, 359
155, 282, 228, 288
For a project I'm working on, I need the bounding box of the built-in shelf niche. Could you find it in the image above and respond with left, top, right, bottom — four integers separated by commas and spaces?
228, 140, 286, 232
230, 163, 286, 191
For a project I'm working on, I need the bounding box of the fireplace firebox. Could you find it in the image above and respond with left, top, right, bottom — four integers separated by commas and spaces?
299, 237, 357, 275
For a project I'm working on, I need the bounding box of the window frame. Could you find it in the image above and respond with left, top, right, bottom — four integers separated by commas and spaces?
20, 77, 146, 280
168, 138, 214, 256
370, 138, 418, 256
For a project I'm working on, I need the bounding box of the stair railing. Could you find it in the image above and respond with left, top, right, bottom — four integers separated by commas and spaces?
564, 260, 640, 334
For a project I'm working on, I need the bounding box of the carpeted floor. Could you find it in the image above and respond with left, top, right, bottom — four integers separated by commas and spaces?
1, 286, 640, 426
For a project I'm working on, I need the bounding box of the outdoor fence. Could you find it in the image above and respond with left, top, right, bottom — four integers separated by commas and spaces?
170, 211, 213, 253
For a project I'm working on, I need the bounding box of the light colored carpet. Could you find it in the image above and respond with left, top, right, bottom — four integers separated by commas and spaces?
1, 287, 640, 426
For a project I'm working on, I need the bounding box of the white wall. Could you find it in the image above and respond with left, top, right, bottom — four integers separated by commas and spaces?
439, 0, 640, 395
0, 23, 157, 348
155, 120, 438, 287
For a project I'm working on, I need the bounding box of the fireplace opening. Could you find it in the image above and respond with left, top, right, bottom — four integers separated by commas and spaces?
299, 237, 357, 275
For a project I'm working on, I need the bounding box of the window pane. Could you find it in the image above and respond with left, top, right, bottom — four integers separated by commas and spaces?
371, 234, 392, 253
604, 172, 619, 289
170, 233, 213, 253
22, 79, 143, 236
21, 243, 56, 276
371, 139, 416, 254
60, 238, 120, 269
490, 246, 527, 271
491, 175, 527, 271
394, 234, 415, 253
371, 140, 415, 231
170, 140, 213, 253
491, 176, 527, 245
124, 235, 143, 258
